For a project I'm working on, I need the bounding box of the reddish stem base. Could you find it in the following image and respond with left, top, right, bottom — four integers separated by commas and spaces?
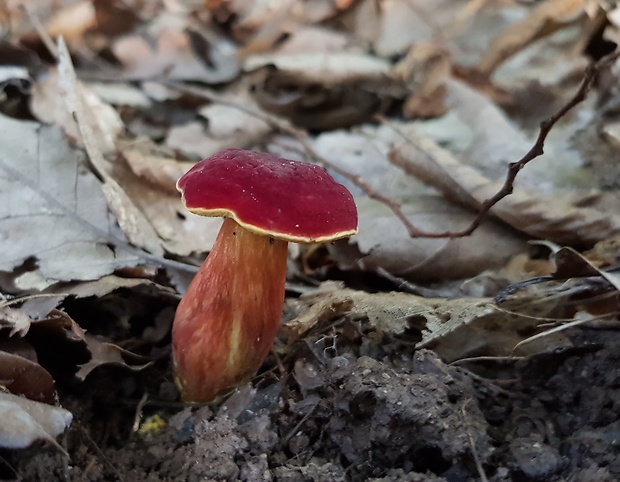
172, 218, 288, 402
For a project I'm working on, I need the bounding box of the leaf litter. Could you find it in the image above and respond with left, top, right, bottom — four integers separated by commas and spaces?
1, 1, 620, 481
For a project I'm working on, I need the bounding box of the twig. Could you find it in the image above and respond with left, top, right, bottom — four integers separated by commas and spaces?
167, 50, 619, 240
382, 49, 620, 238
461, 401, 489, 482
163, 81, 422, 233
131, 391, 149, 432
77, 423, 125, 482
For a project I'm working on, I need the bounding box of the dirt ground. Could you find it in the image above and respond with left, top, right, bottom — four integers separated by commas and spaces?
4, 317, 620, 482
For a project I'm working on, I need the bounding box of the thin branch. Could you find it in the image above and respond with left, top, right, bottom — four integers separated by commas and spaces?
383, 49, 620, 238
166, 49, 619, 239
163, 81, 421, 232
461, 401, 489, 482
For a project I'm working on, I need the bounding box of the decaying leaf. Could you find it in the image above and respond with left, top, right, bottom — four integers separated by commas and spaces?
111, 150, 222, 257
31, 68, 124, 156
393, 44, 450, 119
284, 283, 567, 362
0, 392, 72, 452
0, 305, 32, 337
75, 334, 152, 381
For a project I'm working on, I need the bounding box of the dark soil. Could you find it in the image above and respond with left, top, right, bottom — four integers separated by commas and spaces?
4, 321, 620, 482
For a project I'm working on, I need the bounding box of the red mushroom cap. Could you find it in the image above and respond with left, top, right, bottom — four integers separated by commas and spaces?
177, 148, 358, 243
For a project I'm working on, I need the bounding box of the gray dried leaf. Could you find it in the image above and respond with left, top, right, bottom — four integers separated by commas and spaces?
0, 392, 72, 451
0, 114, 140, 289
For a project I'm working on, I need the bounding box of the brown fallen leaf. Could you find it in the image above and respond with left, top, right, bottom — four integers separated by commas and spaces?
122, 144, 192, 195
0, 351, 56, 404
393, 43, 450, 119
110, 152, 222, 257
301, 124, 526, 279
245, 52, 398, 129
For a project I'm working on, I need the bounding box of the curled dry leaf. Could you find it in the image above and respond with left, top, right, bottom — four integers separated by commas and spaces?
75, 334, 152, 381
23, 308, 152, 381
123, 147, 192, 195
245, 52, 391, 88
0, 305, 32, 337
0, 392, 72, 452
393, 43, 450, 119
48, 274, 179, 300
112, 150, 222, 256
0, 351, 56, 404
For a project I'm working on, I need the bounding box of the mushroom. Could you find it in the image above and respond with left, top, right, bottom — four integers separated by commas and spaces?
173, 148, 358, 402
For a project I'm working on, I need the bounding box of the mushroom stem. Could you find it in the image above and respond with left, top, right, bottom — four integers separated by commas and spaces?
172, 218, 288, 402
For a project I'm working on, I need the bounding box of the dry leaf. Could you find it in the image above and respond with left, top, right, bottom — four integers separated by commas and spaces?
388, 78, 620, 245
45, 0, 97, 45
75, 334, 152, 380
111, 15, 238, 83
31, 68, 124, 156
0, 305, 31, 337
122, 147, 191, 194
48, 274, 178, 300
110, 156, 222, 257
284, 284, 566, 362
244, 52, 391, 88
477, 0, 586, 75
0, 392, 72, 451
393, 44, 450, 119
302, 123, 526, 279
56, 37, 165, 257
166, 84, 271, 159
0, 351, 56, 404
389, 128, 620, 245
0, 115, 140, 289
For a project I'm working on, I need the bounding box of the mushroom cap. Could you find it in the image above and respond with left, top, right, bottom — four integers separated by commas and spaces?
177, 148, 358, 243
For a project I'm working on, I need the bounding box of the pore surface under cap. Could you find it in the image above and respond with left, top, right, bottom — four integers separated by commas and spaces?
177, 148, 358, 243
